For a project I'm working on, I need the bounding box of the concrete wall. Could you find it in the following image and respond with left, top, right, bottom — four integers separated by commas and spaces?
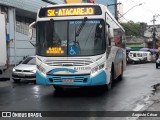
7, 7, 16, 65
8, 32, 35, 65
0, 14, 7, 67
6, 7, 36, 65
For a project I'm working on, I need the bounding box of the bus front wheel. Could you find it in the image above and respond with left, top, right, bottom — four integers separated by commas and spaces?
118, 62, 123, 80
107, 67, 114, 90
53, 85, 63, 92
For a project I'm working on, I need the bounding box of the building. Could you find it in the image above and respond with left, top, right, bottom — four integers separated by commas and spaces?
126, 36, 146, 51
144, 24, 160, 50
0, 0, 63, 65
125, 24, 160, 51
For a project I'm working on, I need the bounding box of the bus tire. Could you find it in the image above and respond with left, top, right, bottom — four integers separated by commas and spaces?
53, 85, 63, 92
107, 66, 114, 90
119, 62, 123, 80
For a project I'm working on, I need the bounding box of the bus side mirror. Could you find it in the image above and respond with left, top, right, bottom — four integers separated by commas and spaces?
108, 28, 114, 46
28, 28, 33, 40
28, 21, 36, 47
108, 28, 114, 39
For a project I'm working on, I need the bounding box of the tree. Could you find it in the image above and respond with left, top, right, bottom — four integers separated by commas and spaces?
121, 22, 141, 37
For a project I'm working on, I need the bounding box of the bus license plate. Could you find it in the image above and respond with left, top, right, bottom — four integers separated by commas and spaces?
62, 79, 74, 83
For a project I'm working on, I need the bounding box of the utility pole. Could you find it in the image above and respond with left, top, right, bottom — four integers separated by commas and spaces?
152, 15, 156, 49
151, 15, 159, 49
107, 1, 121, 21
115, 0, 118, 21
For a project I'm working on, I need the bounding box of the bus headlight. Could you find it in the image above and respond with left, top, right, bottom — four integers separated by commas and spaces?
91, 63, 105, 76
37, 65, 46, 74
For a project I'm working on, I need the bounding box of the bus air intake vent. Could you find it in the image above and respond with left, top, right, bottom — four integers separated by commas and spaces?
44, 59, 93, 66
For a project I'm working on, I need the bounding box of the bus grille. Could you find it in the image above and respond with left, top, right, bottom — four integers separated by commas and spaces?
48, 76, 88, 83
44, 59, 93, 66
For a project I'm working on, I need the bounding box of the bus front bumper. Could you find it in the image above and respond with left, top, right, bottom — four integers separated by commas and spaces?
36, 70, 107, 86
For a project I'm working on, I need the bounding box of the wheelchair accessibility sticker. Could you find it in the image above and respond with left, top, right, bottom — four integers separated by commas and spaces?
68, 46, 78, 56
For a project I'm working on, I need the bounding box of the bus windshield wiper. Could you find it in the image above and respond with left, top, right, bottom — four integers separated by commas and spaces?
75, 17, 88, 37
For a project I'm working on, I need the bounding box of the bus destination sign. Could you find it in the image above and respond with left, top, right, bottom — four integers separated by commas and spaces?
47, 7, 94, 17
39, 6, 102, 17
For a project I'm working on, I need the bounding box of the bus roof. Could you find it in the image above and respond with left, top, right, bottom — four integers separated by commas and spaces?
46, 3, 100, 7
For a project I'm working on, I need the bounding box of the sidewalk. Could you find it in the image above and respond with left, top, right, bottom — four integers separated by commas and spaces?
137, 84, 160, 120
0, 66, 14, 88
0, 66, 14, 81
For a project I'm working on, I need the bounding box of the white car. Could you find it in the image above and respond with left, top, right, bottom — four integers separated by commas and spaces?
12, 56, 36, 83
128, 51, 147, 64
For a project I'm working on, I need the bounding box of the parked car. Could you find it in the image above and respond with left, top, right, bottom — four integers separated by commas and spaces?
128, 51, 147, 64
156, 57, 160, 69
12, 56, 36, 83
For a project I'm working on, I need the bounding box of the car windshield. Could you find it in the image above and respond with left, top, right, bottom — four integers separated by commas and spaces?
36, 19, 106, 57
137, 53, 142, 57
22, 57, 36, 65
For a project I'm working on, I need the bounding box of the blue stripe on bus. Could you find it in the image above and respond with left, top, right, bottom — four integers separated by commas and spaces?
36, 71, 47, 85
36, 70, 107, 86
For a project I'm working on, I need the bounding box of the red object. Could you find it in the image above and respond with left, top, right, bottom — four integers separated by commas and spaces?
114, 35, 120, 46
87, 0, 95, 3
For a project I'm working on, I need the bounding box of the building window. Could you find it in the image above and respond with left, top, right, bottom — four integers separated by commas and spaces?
16, 16, 36, 37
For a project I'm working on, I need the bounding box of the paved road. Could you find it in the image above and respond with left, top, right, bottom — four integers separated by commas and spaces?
0, 63, 159, 119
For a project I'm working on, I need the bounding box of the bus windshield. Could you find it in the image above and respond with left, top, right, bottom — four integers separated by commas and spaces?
36, 19, 106, 57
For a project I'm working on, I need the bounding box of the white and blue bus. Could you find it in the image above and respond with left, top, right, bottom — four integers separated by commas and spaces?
29, 3, 126, 91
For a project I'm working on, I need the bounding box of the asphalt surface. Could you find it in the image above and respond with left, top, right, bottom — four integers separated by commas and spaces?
0, 63, 160, 120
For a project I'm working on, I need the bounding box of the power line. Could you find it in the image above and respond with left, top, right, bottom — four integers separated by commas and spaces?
118, 13, 141, 35
122, 24, 139, 35
120, 0, 159, 24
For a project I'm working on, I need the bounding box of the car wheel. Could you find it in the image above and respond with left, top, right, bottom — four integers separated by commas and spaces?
0, 70, 2, 74
33, 80, 36, 84
13, 79, 20, 83
132, 61, 135, 64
